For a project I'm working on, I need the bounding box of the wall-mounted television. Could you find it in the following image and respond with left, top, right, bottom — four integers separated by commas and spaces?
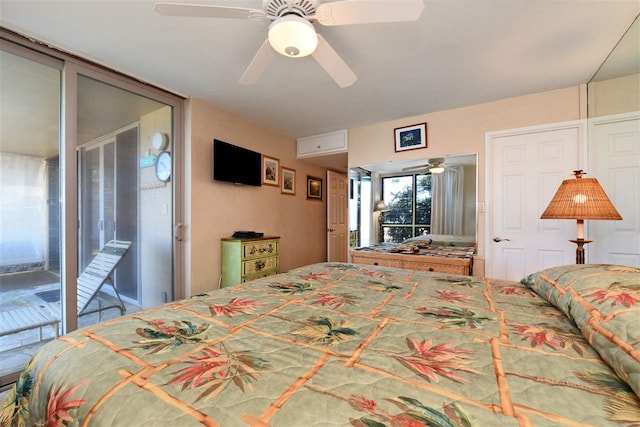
213, 139, 262, 187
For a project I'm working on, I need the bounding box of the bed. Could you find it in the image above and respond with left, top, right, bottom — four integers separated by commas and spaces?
2, 262, 639, 426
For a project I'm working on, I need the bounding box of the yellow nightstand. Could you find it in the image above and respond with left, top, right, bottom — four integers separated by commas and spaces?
221, 236, 280, 287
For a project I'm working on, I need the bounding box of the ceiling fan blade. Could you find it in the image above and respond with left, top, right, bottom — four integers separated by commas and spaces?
311, 34, 357, 88
154, 2, 265, 20
402, 165, 430, 171
239, 39, 275, 85
316, 0, 424, 26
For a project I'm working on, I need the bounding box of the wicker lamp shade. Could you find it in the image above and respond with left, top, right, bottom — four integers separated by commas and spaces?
540, 170, 622, 220
540, 170, 622, 264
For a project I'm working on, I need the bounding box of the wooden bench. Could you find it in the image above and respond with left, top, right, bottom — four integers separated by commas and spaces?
0, 302, 60, 342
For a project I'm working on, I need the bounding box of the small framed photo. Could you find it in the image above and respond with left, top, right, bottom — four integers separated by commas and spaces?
306, 176, 322, 200
263, 155, 279, 187
281, 166, 296, 195
394, 122, 427, 152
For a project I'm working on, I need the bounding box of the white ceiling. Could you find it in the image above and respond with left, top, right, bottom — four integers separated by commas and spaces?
0, 0, 638, 144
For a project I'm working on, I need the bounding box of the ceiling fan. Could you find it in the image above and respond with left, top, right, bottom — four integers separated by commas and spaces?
154, 0, 425, 88
402, 158, 446, 174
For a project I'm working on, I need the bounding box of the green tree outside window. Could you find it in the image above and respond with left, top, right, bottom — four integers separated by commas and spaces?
381, 174, 432, 243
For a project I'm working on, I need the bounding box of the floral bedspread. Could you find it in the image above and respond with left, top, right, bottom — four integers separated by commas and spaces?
2, 262, 639, 426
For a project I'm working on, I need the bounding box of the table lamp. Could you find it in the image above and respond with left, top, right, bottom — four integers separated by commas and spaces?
374, 200, 390, 243
540, 170, 622, 264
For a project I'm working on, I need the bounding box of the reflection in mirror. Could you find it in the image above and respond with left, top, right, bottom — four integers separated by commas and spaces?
349, 168, 371, 247
588, 15, 639, 118
349, 153, 477, 247
586, 14, 639, 266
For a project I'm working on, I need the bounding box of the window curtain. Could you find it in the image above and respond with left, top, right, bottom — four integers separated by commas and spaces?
370, 171, 381, 245
0, 152, 46, 268
431, 165, 464, 235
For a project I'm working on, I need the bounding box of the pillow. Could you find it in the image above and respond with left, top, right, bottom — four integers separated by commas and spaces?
522, 264, 640, 399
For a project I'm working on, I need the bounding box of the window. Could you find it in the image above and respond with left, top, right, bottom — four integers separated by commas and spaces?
381, 174, 432, 243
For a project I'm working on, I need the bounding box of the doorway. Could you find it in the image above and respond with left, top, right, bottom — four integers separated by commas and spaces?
79, 125, 139, 302
327, 170, 348, 262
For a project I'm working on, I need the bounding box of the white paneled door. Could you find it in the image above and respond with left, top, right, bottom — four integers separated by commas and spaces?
327, 170, 348, 262
589, 113, 640, 267
486, 121, 585, 280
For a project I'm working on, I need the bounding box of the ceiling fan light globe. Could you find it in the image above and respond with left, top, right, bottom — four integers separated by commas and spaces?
429, 166, 445, 174
268, 15, 318, 58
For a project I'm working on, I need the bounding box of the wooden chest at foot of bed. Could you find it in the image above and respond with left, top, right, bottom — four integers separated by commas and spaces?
349, 249, 471, 275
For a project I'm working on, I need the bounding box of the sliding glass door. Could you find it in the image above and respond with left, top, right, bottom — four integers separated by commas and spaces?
79, 127, 139, 306
0, 44, 63, 385
0, 30, 184, 388
75, 74, 175, 327
80, 139, 115, 273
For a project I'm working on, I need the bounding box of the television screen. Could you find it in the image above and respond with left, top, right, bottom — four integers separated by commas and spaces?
213, 139, 262, 187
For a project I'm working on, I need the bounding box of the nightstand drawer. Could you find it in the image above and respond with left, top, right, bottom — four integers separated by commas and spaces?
242, 240, 279, 259
403, 259, 469, 275
242, 270, 278, 283
243, 256, 279, 275
351, 255, 403, 268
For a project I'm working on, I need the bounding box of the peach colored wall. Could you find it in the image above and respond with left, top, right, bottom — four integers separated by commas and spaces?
188, 98, 327, 295
348, 86, 584, 277
588, 73, 640, 117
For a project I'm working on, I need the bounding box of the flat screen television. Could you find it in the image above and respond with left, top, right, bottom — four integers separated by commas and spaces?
213, 139, 262, 186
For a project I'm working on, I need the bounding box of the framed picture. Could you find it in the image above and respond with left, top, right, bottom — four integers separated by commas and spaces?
262, 155, 279, 187
281, 166, 296, 195
306, 176, 322, 200
394, 122, 427, 152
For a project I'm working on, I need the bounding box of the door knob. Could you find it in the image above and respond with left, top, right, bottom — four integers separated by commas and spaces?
493, 237, 511, 242
328, 228, 335, 232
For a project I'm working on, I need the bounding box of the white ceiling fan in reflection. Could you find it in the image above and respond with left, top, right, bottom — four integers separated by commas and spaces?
154, 0, 425, 88
402, 158, 446, 174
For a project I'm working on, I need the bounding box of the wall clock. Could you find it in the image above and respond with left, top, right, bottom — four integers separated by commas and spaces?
152, 132, 168, 151
155, 151, 172, 182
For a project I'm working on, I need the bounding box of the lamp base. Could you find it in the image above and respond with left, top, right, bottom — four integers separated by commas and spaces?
569, 239, 593, 264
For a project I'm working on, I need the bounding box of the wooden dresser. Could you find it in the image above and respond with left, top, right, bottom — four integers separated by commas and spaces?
349, 245, 473, 276
221, 236, 280, 287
